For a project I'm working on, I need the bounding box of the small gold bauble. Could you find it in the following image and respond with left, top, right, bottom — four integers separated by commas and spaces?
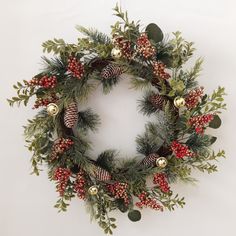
156, 157, 168, 168
88, 185, 98, 196
174, 96, 186, 108
46, 103, 59, 116
111, 47, 122, 59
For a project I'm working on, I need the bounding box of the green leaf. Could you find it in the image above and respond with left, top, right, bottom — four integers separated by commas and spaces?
128, 210, 141, 222
209, 115, 221, 129
146, 23, 163, 43
116, 199, 129, 213
210, 136, 217, 144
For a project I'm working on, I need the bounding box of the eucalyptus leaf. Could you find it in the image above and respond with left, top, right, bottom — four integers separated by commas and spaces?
210, 136, 217, 144
209, 115, 221, 129
128, 210, 141, 222
146, 23, 163, 43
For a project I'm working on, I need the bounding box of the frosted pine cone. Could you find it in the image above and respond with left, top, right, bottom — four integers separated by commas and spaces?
101, 64, 123, 80
94, 166, 111, 181
149, 94, 165, 110
141, 153, 159, 167
64, 102, 78, 128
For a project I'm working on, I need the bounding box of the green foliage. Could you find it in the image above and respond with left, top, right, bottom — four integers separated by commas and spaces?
77, 109, 100, 133
170, 31, 195, 69
96, 150, 117, 172
76, 26, 111, 45
7, 81, 36, 106
87, 191, 117, 234
138, 91, 160, 116
203, 86, 226, 114
111, 4, 140, 41
42, 38, 79, 55
168, 79, 185, 96
100, 76, 121, 94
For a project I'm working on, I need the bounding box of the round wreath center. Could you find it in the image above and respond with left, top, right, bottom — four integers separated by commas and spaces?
83, 76, 153, 157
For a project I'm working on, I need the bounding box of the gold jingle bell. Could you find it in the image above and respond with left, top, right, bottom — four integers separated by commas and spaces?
88, 185, 98, 196
156, 157, 168, 168
111, 47, 122, 59
46, 103, 59, 116
174, 96, 186, 108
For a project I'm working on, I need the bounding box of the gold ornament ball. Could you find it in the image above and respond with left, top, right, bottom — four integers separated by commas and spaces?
156, 157, 168, 168
88, 186, 98, 196
111, 48, 122, 59
174, 96, 186, 108
46, 103, 59, 116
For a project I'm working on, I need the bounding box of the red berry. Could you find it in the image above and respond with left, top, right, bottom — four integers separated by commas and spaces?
171, 141, 194, 159
74, 170, 86, 200
135, 191, 163, 211
53, 167, 71, 196
153, 61, 170, 80
153, 173, 170, 193
67, 57, 84, 79
185, 87, 204, 110
136, 33, 156, 59
188, 114, 214, 134
107, 182, 130, 205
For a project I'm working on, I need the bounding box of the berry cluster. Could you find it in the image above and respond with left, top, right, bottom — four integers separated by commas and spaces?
51, 138, 74, 160
53, 167, 71, 196
136, 33, 156, 58
135, 191, 163, 211
188, 114, 214, 134
107, 182, 129, 205
171, 141, 195, 159
28, 75, 57, 89
33, 94, 58, 109
67, 57, 85, 79
153, 173, 170, 193
74, 170, 86, 200
113, 36, 133, 59
185, 87, 204, 110
153, 61, 170, 80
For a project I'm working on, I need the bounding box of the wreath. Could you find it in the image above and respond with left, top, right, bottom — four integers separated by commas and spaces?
8, 4, 226, 234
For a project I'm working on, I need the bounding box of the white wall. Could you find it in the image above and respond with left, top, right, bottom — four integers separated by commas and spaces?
1, 0, 236, 235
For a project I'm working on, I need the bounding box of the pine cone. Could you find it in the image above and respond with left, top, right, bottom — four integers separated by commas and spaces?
149, 94, 166, 110
101, 64, 123, 80
141, 153, 159, 167
94, 166, 111, 181
64, 102, 78, 128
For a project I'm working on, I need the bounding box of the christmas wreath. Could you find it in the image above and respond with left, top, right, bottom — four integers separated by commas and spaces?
8, 5, 226, 234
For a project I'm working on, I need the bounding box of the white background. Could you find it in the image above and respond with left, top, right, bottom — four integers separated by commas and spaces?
1, 0, 236, 235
